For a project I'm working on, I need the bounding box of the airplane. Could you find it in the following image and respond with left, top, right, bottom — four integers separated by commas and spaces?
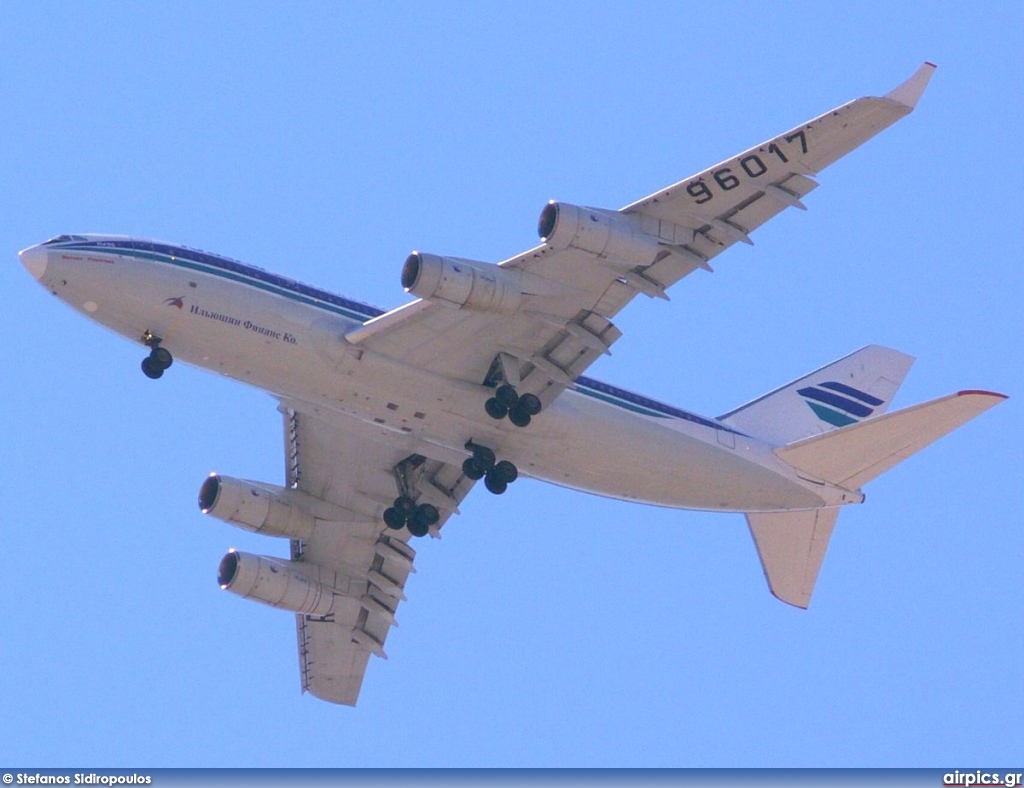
19, 63, 1006, 706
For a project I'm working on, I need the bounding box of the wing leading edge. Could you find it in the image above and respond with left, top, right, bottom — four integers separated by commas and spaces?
347, 64, 936, 415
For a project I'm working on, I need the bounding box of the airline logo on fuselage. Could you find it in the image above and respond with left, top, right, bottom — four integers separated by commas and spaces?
797, 381, 884, 427
188, 303, 298, 345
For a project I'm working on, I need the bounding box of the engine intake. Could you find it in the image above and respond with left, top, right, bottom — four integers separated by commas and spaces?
538, 201, 662, 267
402, 252, 522, 314
199, 474, 316, 540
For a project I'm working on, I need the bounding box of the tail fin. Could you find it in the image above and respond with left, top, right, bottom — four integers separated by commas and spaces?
720, 345, 915, 445
749, 390, 1006, 608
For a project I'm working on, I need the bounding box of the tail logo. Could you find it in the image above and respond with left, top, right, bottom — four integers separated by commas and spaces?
798, 381, 884, 427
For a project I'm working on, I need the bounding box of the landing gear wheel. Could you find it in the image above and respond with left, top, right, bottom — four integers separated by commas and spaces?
407, 503, 439, 537
519, 393, 542, 416
407, 516, 429, 538
141, 356, 164, 379
393, 495, 417, 519
462, 456, 486, 480
484, 473, 508, 495
495, 384, 520, 409
383, 507, 405, 530
151, 347, 173, 369
485, 397, 508, 420
418, 503, 440, 525
507, 406, 532, 428
492, 460, 519, 484
473, 445, 496, 470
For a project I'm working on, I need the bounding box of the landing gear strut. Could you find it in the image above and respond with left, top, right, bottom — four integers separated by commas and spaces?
462, 441, 519, 495
140, 332, 173, 379
383, 455, 440, 538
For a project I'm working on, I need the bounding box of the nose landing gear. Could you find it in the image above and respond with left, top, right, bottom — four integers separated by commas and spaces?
140, 332, 173, 379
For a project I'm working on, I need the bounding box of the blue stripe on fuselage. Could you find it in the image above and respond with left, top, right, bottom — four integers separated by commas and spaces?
57, 238, 742, 436
60, 239, 384, 323
574, 376, 744, 435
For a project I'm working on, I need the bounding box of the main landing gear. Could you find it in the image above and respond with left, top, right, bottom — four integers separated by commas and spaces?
383, 443, 520, 538
384, 454, 441, 538
485, 384, 542, 428
383, 496, 440, 538
140, 332, 173, 379
461, 442, 519, 495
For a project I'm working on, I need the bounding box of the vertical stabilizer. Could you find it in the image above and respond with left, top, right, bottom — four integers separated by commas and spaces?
719, 345, 914, 445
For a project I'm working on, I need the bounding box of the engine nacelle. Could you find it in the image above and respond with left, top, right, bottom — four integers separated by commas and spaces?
199, 474, 315, 541
538, 201, 662, 267
401, 252, 522, 314
217, 549, 355, 617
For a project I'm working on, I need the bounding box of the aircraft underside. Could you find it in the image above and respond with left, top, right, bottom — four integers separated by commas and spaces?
19, 63, 1006, 704
32, 243, 828, 514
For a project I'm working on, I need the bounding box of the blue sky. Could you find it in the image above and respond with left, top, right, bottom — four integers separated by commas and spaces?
3, 1, 1021, 768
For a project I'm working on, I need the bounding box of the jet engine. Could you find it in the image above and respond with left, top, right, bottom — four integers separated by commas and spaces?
401, 252, 522, 314
538, 201, 662, 267
217, 549, 355, 617
199, 474, 316, 541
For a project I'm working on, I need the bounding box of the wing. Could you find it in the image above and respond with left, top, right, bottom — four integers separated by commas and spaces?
348, 64, 935, 407
278, 399, 475, 705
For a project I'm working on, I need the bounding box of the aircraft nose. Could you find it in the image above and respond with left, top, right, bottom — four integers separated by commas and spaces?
19, 245, 48, 280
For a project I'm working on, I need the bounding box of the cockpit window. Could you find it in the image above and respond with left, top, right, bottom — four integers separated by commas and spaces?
42, 234, 87, 245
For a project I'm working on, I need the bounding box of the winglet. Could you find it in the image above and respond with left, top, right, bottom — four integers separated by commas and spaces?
885, 62, 937, 109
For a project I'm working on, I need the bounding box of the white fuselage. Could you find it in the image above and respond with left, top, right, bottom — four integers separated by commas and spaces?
21, 236, 855, 513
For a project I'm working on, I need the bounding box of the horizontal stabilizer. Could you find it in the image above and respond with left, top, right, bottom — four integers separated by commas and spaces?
747, 507, 839, 609
776, 390, 1007, 490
